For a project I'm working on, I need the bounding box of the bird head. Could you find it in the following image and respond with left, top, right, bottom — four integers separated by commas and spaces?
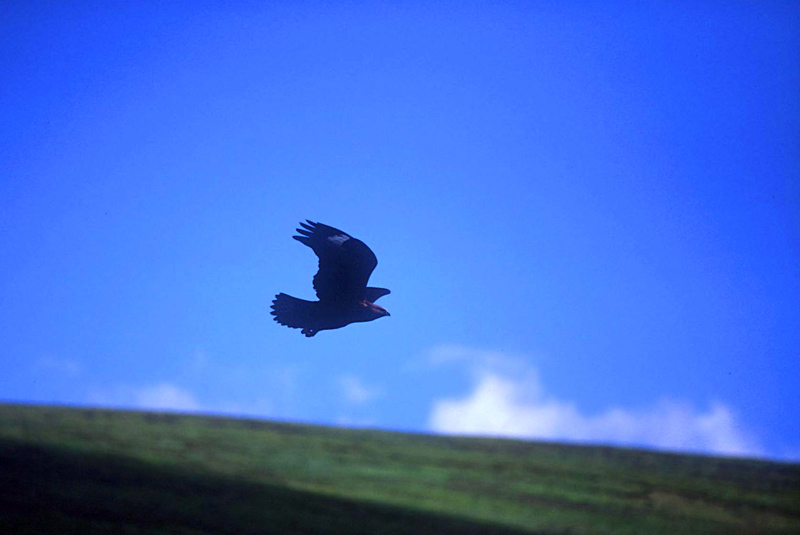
367, 302, 390, 318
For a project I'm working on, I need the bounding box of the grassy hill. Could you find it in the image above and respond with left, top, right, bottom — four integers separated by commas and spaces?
1, 403, 798, 534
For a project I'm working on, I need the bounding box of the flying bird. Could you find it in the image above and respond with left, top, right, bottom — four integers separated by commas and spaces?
271, 220, 391, 337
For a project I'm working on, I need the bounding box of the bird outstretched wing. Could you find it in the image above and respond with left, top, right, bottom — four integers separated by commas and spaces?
365, 287, 391, 302
293, 220, 378, 304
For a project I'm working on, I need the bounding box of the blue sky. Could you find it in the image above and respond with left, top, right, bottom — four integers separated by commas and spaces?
2, 2, 798, 461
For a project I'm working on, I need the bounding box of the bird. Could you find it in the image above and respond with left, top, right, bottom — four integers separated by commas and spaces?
270, 220, 391, 337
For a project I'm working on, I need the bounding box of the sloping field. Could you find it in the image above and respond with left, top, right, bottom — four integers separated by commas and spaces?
1, 403, 798, 534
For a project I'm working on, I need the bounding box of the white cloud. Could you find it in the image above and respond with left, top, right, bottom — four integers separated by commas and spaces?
35, 356, 82, 377
189, 348, 210, 371
212, 397, 275, 419
427, 346, 763, 458
88, 382, 202, 413
777, 445, 800, 463
339, 374, 381, 405
425, 344, 530, 374
134, 383, 202, 412
335, 415, 378, 427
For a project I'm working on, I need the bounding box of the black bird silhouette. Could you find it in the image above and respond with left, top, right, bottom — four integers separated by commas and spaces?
271, 221, 390, 337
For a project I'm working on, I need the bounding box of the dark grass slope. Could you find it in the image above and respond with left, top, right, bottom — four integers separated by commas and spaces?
1, 439, 527, 535
1, 404, 798, 534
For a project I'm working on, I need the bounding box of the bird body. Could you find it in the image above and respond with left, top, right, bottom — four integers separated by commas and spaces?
271, 221, 390, 337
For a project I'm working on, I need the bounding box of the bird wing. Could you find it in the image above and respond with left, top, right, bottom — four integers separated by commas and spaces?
293, 220, 378, 304
365, 287, 391, 302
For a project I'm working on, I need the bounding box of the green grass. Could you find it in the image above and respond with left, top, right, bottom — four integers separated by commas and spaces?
1, 403, 798, 534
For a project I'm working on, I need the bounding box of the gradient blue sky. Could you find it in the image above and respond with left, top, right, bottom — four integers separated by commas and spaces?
2, 2, 798, 461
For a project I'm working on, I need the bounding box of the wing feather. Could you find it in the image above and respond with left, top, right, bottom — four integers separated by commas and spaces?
292, 220, 378, 304
365, 287, 391, 302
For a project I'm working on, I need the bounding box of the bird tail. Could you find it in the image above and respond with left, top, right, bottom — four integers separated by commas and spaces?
270, 293, 318, 337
